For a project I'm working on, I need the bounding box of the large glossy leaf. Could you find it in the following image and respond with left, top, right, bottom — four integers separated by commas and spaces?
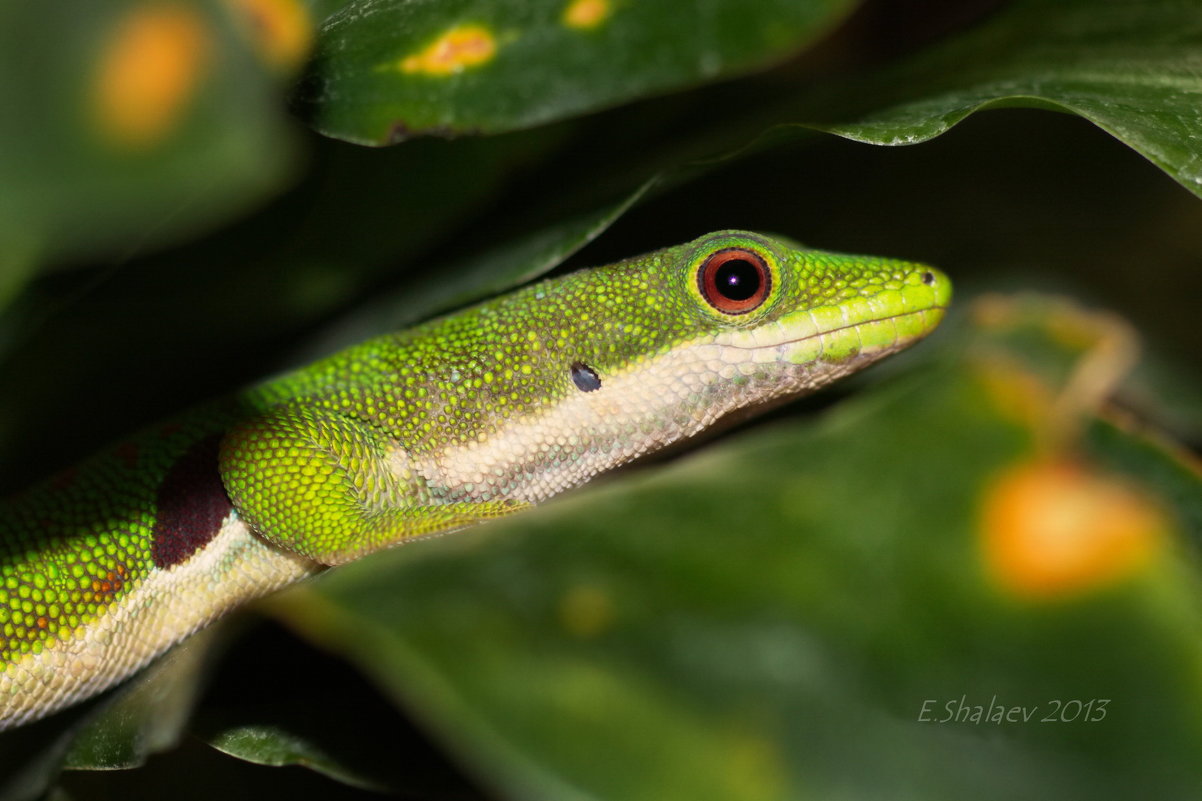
794, 0, 1202, 197
299, 0, 856, 144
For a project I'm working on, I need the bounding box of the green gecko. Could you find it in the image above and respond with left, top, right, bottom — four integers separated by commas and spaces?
0, 231, 949, 729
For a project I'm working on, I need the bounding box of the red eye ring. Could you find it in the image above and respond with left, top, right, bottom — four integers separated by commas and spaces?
698, 247, 771, 315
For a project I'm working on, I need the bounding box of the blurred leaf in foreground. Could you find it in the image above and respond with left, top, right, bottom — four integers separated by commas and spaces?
269, 293, 1202, 800
0, 0, 308, 276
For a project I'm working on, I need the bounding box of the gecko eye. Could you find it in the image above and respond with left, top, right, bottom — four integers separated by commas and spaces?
698, 248, 771, 315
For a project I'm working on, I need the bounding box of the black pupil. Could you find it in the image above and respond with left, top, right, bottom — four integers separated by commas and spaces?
714, 259, 760, 301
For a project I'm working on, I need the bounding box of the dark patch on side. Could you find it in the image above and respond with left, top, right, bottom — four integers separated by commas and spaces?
570, 361, 602, 393
151, 434, 232, 569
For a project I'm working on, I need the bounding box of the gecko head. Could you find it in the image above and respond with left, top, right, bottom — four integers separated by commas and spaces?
424, 229, 949, 427
399, 230, 950, 503
667, 230, 950, 371
538, 229, 951, 432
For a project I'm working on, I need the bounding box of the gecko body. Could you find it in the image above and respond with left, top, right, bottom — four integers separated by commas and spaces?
0, 231, 950, 728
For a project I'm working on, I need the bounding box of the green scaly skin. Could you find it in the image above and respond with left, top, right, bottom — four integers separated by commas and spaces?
0, 231, 950, 729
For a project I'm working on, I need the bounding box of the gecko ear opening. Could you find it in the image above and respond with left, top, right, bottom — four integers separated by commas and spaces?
697, 248, 771, 315
570, 361, 601, 392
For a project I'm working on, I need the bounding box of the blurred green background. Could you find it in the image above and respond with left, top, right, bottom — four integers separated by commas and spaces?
2, 0, 1202, 798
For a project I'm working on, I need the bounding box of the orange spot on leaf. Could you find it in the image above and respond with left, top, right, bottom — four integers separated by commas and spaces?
225, 0, 312, 70
93, 3, 211, 149
563, 0, 610, 29
981, 459, 1165, 600
400, 25, 496, 76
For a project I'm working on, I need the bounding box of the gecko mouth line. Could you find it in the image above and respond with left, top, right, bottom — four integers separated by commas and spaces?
731, 306, 949, 352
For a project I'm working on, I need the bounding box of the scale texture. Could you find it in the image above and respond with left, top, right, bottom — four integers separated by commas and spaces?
0, 231, 949, 728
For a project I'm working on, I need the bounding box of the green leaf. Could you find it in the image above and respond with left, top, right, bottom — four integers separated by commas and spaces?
299, 0, 856, 144
207, 724, 384, 791
795, 0, 1202, 197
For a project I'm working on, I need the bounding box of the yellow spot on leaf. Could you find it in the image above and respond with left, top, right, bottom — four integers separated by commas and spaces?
981, 459, 1165, 600
93, 3, 211, 149
558, 584, 614, 638
225, 0, 313, 71
975, 361, 1053, 430
563, 0, 611, 29
400, 25, 496, 76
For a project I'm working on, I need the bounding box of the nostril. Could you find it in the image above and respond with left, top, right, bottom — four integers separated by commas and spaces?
921, 271, 936, 286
